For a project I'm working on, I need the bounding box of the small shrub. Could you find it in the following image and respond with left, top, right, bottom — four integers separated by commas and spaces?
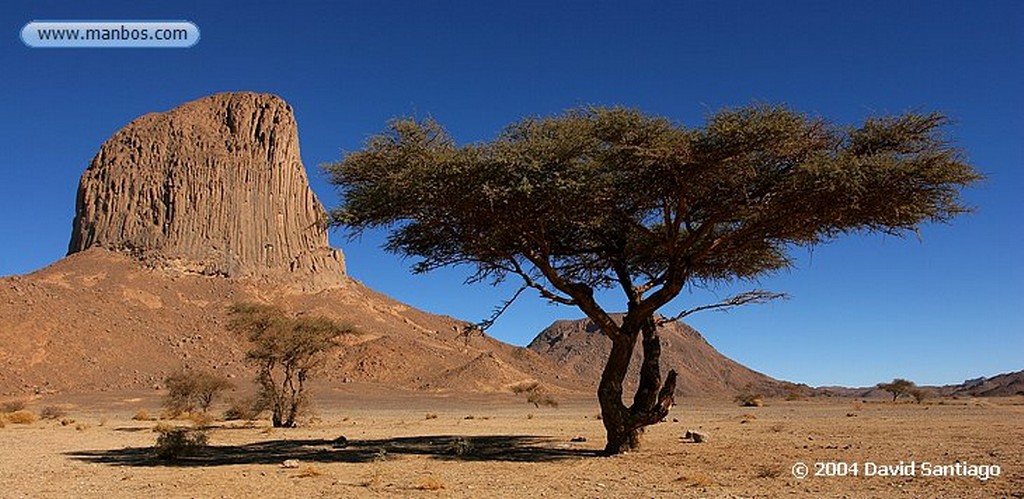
40, 406, 67, 420
152, 422, 176, 433
526, 391, 559, 408
446, 437, 473, 456
735, 393, 764, 407
75, 422, 90, 431
7, 410, 38, 424
164, 369, 233, 417
223, 395, 267, 421
755, 465, 782, 479
154, 427, 209, 459
189, 412, 216, 428
60, 418, 75, 426
510, 381, 559, 408
424, 413, 438, 420
0, 400, 27, 413
676, 471, 713, 488
133, 409, 155, 421
526, 413, 534, 420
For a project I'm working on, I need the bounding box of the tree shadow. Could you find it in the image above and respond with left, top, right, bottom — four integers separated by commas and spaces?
66, 434, 600, 467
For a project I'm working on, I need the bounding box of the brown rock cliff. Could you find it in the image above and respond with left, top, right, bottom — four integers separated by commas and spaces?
67, 92, 344, 290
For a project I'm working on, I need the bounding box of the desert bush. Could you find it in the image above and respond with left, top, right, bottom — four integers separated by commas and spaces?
424, 413, 438, 420
164, 369, 233, 417
0, 400, 27, 413
755, 465, 783, 479
510, 381, 559, 408
154, 427, 209, 459
40, 405, 67, 420
7, 410, 38, 424
133, 409, 155, 421
188, 412, 216, 428
909, 388, 928, 404
734, 393, 764, 407
223, 396, 266, 421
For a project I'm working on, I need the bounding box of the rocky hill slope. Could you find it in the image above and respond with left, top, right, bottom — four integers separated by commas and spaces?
528, 317, 787, 397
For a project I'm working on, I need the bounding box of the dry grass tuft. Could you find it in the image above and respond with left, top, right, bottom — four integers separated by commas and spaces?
295, 465, 325, 478
754, 464, 783, 479
7, 410, 38, 425
676, 470, 714, 488
133, 409, 155, 421
0, 400, 27, 413
40, 406, 68, 420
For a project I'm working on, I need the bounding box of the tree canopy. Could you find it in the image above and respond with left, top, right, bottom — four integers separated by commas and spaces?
325, 104, 980, 453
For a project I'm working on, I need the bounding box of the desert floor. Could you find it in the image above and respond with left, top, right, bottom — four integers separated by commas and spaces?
1, 387, 1021, 498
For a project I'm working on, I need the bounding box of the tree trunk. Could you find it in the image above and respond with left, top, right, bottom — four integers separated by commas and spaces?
597, 316, 678, 455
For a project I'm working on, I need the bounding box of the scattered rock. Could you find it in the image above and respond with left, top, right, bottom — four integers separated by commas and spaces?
682, 430, 708, 443
331, 436, 348, 448
281, 459, 301, 469
569, 436, 587, 443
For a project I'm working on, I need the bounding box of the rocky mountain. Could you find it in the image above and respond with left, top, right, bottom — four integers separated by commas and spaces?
528, 316, 787, 397
1, 92, 572, 395
943, 370, 1024, 397
68, 92, 344, 291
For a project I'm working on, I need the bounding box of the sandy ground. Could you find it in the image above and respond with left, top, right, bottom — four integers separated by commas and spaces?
1, 388, 1021, 498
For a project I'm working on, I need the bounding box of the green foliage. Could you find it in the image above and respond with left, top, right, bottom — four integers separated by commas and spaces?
326, 105, 979, 297
227, 303, 352, 428
877, 378, 916, 402
163, 369, 233, 417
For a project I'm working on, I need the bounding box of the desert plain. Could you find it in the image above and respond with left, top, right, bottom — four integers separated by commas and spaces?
2, 387, 1021, 498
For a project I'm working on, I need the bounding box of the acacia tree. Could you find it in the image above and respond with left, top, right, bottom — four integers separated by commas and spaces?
878, 378, 916, 402
227, 303, 352, 428
325, 105, 980, 454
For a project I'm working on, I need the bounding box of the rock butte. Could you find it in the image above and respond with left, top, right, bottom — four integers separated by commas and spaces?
67, 92, 345, 291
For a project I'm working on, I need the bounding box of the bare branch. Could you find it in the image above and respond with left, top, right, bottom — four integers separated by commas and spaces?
474, 285, 527, 331
657, 290, 787, 325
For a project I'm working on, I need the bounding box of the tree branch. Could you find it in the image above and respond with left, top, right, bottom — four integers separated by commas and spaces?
474, 285, 527, 331
657, 290, 787, 325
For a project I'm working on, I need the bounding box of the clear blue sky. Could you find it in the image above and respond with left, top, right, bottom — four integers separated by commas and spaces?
3, 1, 1021, 387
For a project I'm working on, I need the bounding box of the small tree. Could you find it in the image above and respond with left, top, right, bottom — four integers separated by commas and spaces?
227, 303, 352, 428
326, 105, 980, 453
163, 369, 233, 416
878, 378, 916, 402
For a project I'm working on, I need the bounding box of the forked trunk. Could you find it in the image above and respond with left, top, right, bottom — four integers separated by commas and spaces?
597, 316, 677, 455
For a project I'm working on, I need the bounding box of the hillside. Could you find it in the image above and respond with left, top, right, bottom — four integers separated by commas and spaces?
528, 316, 788, 397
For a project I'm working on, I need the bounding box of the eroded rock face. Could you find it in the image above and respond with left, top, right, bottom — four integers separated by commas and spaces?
68, 92, 345, 290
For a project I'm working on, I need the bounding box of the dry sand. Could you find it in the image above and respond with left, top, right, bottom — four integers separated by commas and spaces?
1, 388, 1021, 498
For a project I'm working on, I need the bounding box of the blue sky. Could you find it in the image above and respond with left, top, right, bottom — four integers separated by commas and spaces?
2, 1, 1021, 387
